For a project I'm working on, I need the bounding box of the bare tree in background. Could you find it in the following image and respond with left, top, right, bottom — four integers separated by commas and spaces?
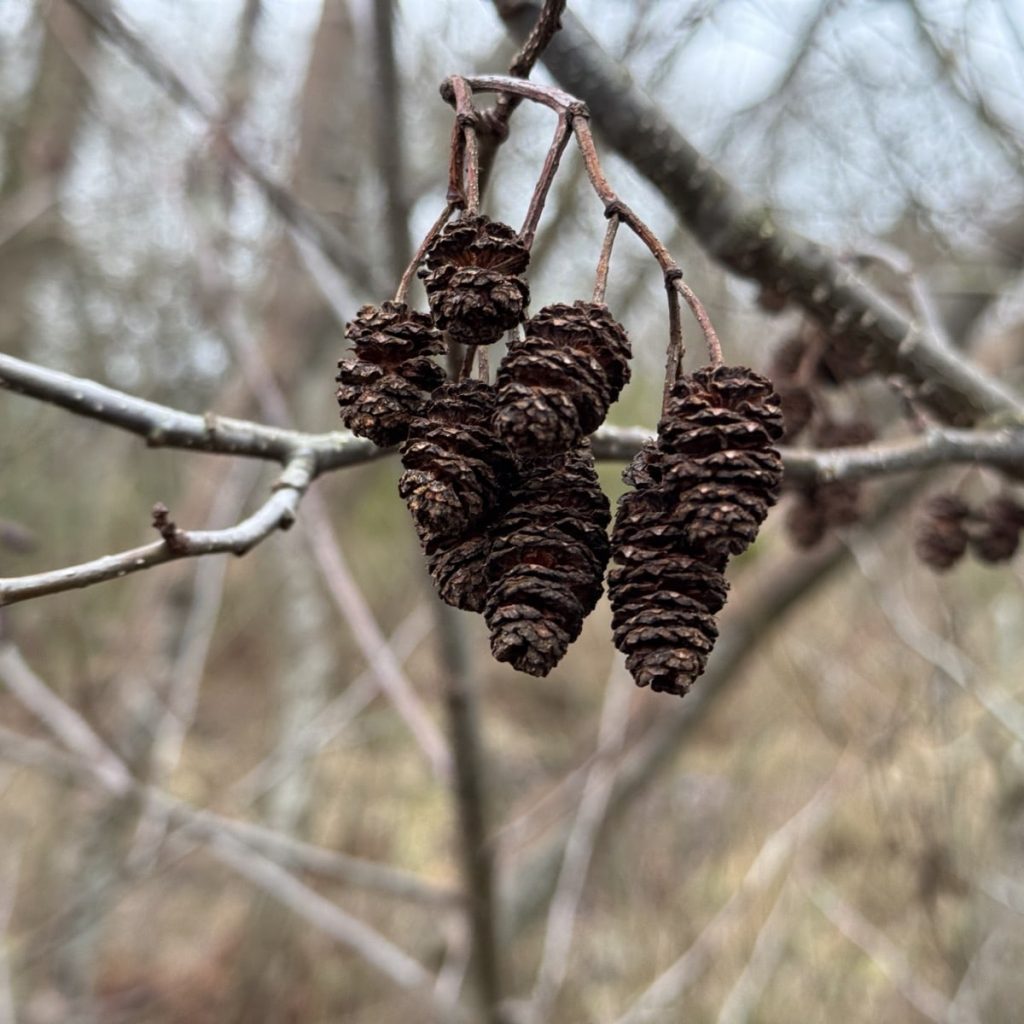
2, 1, 1024, 1022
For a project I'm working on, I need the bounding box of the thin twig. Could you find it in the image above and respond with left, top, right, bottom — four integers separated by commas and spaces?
0, 453, 314, 606
674, 277, 722, 366
614, 764, 850, 1024
592, 213, 620, 305
802, 877, 960, 1024
663, 280, 683, 413
395, 203, 453, 305
520, 114, 573, 249
476, 0, 567, 190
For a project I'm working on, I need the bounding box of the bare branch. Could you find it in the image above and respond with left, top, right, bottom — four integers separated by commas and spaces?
205, 831, 439, 994
614, 764, 849, 1024
4, 353, 1021, 609
0, 453, 314, 606
593, 423, 1024, 485
0, 352, 373, 468
803, 878, 961, 1024
0, 642, 131, 795
435, 600, 505, 1022
526, 658, 633, 1023
65, 0, 381, 294
492, 1, 1024, 425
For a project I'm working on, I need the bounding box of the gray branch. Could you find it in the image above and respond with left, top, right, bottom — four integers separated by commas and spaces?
3, 352, 1022, 606
492, 1, 1024, 425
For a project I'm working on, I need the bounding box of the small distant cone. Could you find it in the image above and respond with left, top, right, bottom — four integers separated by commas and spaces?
914, 493, 970, 571
419, 215, 530, 345
970, 495, 1024, 564
785, 419, 875, 548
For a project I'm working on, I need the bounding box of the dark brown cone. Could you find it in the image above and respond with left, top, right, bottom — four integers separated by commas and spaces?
345, 301, 445, 365
420, 215, 530, 345
770, 334, 808, 380
608, 366, 782, 698
426, 532, 492, 612
785, 418, 875, 549
494, 302, 632, 455
484, 446, 610, 677
399, 380, 517, 545
969, 496, 1024, 563
656, 367, 784, 560
914, 493, 970, 571
336, 303, 445, 447
777, 382, 814, 440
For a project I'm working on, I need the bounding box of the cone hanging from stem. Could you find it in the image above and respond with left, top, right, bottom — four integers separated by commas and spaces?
335, 302, 446, 448
609, 366, 783, 696
494, 301, 631, 455
485, 445, 610, 677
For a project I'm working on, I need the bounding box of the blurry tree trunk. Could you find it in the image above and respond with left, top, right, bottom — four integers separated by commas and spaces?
229, 3, 369, 1020
231, 537, 334, 1024
0, 1, 93, 360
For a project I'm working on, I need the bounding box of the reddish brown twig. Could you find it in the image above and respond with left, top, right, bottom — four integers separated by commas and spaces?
520, 114, 573, 248
394, 203, 454, 305
592, 214, 620, 305
664, 280, 684, 414
674, 277, 721, 367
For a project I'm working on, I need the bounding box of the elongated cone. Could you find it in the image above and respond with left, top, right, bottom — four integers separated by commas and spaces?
336, 302, 445, 447
485, 445, 610, 676
400, 380, 517, 612
609, 366, 783, 697
399, 380, 517, 544
419, 215, 530, 345
494, 301, 632, 455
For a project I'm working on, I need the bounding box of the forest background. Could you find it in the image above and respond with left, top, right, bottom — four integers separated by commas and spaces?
2, 1, 1024, 1022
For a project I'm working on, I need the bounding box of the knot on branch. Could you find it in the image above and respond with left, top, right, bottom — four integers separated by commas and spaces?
603, 199, 628, 221
663, 267, 684, 286
475, 108, 511, 141
151, 503, 188, 555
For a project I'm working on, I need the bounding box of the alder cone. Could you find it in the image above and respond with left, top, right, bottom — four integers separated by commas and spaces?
420, 215, 530, 345
914, 493, 970, 571
399, 380, 517, 547
785, 418, 875, 549
609, 366, 783, 697
484, 446, 610, 677
336, 302, 445, 447
970, 496, 1024, 564
494, 301, 632, 455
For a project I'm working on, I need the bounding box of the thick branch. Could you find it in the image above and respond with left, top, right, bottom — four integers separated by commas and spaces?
4, 355, 1022, 606
492, 2, 1024, 425
593, 423, 1024, 484
0, 352, 374, 469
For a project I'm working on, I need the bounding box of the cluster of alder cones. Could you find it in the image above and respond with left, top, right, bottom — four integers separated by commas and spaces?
768, 319, 1024, 570
336, 212, 784, 696
769, 325, 877, 548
